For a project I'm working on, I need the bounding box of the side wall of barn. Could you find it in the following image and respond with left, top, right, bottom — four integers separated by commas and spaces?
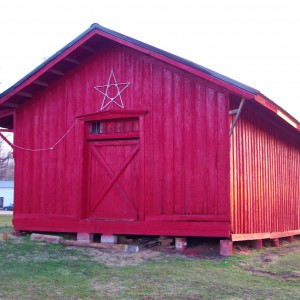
230, 98, 300, 240
13, 40, 231, 236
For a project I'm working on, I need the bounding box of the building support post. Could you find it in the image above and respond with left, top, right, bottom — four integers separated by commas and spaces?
101, 234, 118, 244
272, 238, 280, 247
252, 239, 263, 250
77, 232, 93, 243
175, 237, 187, 250
220, 240, 233, 256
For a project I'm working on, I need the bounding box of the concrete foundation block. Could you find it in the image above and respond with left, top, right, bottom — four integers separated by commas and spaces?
101, 234, 118, 244
175, 237, 187, 250
77, 232, 93, 243
272, 238, 280, 247
30, 233, 62, 244
252, 239, 263, 250
220, 240, 233, 257
43, 235, 63, 244
30, 233, 43, 241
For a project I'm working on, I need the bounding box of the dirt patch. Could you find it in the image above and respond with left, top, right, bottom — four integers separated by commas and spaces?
60, 236, 223, 266
236, 237, 300, 283
66, 246, 186, 267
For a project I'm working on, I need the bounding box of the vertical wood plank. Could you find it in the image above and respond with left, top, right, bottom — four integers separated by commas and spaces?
151, 64, 163, 215
194, 82, 206, 214
230, 98, 300, 235
216, 91, 230, 216
183, 78, 194, 214
205, 87, 217, 214
162, 68, 174, 215
173, 73, 184, 214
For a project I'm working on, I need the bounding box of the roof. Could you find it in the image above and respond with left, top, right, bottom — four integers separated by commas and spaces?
0, 181, 14, 188
0, 23, 299, 131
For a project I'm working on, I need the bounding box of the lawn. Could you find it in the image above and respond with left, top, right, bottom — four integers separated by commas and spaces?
0, 215, 299, 299
0, 215, 12, 225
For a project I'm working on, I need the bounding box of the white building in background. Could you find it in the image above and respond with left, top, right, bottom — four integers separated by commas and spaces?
0, 181, 14, 208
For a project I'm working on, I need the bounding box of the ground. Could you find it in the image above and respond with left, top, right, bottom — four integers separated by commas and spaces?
1, 213, 299, 299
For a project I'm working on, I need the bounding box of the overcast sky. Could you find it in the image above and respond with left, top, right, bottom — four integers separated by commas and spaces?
1, 0, 300, 120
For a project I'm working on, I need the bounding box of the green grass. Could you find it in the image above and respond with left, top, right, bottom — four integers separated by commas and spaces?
238, 240, 300, 282
0, 215, 13, 233
0, 214, 12, 224
0, 217, 300, 299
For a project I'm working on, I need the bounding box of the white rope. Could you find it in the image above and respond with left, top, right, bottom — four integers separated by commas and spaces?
11, 119, 78, 152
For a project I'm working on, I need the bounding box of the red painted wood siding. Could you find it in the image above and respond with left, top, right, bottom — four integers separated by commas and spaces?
230, 99, 300, 235
13, 40, 230, 235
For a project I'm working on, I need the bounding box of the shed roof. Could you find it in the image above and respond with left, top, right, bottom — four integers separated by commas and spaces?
0, 23, 299, 131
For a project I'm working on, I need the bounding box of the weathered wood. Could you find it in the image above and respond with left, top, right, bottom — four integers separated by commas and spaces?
232, 230, 300, 242
2, 24, 299, 241
11, 33, 232, 237
64, 57, 80, 65
14, 218, 231, 237
146, 214, 230, 222
48, 68, 64, 76
81, 45, 96, 53
270, 230, 300, 238
30, 233, 62, 244
229, 98, 245, 136
33, 80, 49, 88
230, 96, 300, 239
229, 109, 239, 115
231, 233, 271, 241
62, 240, 139, 252
16, 91, 32, 98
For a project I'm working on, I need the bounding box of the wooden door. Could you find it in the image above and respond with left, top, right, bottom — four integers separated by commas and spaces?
86, 139, 140, 220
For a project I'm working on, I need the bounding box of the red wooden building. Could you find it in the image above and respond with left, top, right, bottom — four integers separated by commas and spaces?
0, 24, 299, 247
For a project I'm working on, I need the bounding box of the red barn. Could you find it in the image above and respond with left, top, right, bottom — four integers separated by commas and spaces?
0, 24, 299, 251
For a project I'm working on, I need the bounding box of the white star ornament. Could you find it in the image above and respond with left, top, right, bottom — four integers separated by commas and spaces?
94, 70, 131, 111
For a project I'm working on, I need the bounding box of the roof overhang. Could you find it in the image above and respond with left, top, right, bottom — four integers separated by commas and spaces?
254, 93, 300, 131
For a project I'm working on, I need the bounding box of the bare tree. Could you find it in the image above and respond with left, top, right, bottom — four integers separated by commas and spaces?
0, 80, 15, 180
0, 137, 14, 181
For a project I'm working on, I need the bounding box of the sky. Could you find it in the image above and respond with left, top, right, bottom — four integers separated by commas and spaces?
0, 0, 300, 120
